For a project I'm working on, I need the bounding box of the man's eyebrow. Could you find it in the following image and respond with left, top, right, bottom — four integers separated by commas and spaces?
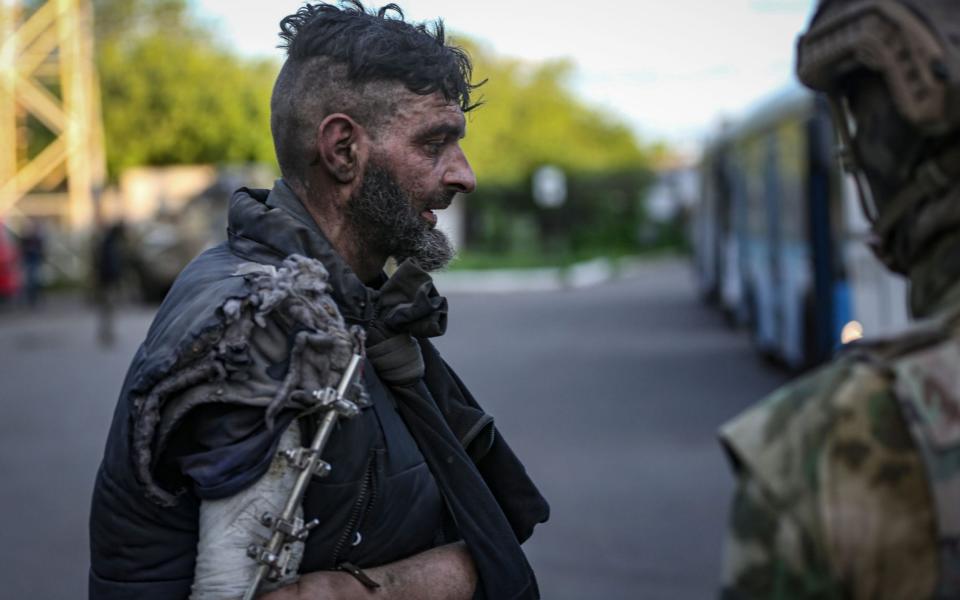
415, 122, 466, 140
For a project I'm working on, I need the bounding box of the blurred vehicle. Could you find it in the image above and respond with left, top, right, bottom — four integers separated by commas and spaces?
129, 170, 255, 302
0, 220, 22, 301
692, 83, 909, 370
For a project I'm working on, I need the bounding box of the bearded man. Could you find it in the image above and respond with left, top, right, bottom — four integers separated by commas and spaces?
88, 3, 549, 599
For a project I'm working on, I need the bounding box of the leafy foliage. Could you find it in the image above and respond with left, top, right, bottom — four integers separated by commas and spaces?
456, 38, 651, 186
93, 0, 277, 178
464, 169, 655, 256
452, 39, 659, 255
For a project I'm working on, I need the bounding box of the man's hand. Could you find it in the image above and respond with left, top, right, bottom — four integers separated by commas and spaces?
261, 542, 477, 600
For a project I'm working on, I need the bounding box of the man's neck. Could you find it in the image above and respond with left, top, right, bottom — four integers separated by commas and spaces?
322, 223, 386, 284
291, 181, 386, 283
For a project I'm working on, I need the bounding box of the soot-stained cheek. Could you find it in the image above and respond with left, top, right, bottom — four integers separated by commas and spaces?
407, 180, 431, 207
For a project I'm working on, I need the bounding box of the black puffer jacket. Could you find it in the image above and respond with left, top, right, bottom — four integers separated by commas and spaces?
88, 180, 548, 599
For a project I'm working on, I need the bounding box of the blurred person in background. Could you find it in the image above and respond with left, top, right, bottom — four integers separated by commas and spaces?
18, 218, 46, 307
88, 2, 548, 599
0, 220, 21, 306
719, 1, 960, 598
93, 219, 128, 346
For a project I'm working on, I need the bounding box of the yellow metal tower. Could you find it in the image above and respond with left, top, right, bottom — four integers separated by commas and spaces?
0, 0, 105, 230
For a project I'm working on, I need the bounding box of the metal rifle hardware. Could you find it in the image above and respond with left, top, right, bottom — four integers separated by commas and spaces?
242, 353, 365, 600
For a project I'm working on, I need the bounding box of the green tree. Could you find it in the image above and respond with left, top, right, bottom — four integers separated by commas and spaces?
451, 38, 660, 257
456, 38, 652, 186
93, 0, 277, 178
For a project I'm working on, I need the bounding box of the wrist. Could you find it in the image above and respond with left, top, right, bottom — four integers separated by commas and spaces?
295, 569, 370, 599
338, 561, 382, 590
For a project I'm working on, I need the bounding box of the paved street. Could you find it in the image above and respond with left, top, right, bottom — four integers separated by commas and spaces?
0, 259, 786, 599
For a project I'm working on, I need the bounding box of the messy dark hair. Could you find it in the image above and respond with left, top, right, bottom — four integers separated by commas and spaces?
271, 1, 481, 187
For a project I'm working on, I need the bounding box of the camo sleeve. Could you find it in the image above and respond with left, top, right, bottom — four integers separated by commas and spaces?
720, 474, 839, 600
721, 360, 939, 600
816, 363, 937, 600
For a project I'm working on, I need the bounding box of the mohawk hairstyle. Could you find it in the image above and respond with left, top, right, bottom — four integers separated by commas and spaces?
270, 1, 481, 186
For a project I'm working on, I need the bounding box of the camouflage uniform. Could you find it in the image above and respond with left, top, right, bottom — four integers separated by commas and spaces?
719, 0, 960, 595
720, 274, 960, 599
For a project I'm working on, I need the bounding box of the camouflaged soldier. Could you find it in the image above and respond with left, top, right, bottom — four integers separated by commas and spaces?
719, 1, 960, 598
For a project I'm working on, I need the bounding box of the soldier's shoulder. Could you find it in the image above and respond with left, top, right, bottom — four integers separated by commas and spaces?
720, 355, 894, 503
844, 310, 955, 365
846, 313, 960, 449
721, 313, 960, 499
882, 321, 960, 454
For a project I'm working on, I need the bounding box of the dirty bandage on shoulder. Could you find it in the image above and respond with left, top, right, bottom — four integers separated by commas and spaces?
127, 255, 368, 595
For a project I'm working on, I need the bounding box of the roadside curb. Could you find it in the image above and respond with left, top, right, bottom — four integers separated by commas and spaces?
434, 255, 681, 294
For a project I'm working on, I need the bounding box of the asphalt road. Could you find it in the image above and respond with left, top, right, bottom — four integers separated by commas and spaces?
0, 259, 787, 599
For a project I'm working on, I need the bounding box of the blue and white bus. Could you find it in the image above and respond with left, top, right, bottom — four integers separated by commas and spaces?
693, 83, 909, 370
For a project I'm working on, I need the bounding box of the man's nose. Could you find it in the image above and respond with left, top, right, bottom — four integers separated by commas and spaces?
443, 147, 477, 194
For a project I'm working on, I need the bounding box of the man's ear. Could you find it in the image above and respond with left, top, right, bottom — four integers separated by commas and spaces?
316, 113, 366, 184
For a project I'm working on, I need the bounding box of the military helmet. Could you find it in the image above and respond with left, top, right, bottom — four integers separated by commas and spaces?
796, 0, 960, 273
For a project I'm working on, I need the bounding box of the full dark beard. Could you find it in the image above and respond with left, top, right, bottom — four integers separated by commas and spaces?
345, 165, 455, 272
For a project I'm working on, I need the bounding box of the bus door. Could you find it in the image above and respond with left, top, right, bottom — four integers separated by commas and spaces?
742, 136, 777, 351
695, 149, 722, 301
772, 120, 814, 369
764, 133, 783, 357
722, 150, 748, 323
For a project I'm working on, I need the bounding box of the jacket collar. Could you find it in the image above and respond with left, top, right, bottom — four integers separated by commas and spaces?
227, 179, 377, 324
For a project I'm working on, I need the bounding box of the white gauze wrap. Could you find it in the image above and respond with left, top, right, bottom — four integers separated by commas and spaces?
190, 423, 305, 599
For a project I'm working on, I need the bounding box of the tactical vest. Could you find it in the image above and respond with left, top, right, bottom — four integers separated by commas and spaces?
884, 317, 960, 599
853, 307, 960, 599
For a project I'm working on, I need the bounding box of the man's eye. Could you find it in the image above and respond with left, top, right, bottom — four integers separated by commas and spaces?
424, 141, 444, 155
